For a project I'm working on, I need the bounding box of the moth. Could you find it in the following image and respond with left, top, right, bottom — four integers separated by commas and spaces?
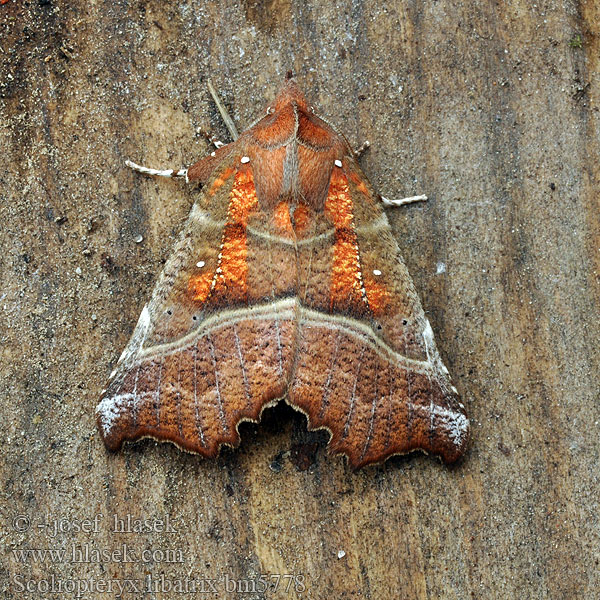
96, 74, 469, 468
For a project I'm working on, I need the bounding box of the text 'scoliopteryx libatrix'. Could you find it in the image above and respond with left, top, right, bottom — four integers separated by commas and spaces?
96, 75, 469, 468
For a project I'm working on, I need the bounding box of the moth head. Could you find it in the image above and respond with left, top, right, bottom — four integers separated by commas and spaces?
270, 73, 309, 113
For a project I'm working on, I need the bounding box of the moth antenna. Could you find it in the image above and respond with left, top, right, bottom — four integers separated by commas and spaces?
354, 140, 370, 157
196, 128, 225, 149
207, 79, 239, 141
381, 194, 428, 207
125, 160, 189, 183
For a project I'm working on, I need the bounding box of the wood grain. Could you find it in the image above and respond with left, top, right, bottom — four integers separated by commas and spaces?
0, 1, 598, 598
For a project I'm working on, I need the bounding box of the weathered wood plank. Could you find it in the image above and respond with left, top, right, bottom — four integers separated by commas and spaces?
1, 1, 598, 598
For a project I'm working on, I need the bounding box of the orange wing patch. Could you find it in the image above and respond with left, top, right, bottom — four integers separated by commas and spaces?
187, 167, 259, 306
211, 168, 259, 303
363, 275, 390, 316
348, 170, 370, 198
188, 270, 213, 303
273, 201, 294, 235
325, 169, 369, 315
325, 168, 391, 317
274, 201, 311, 238
291, 203, 310, 235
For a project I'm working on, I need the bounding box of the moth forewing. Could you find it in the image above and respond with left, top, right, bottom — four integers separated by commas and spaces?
97, 77, 469, 467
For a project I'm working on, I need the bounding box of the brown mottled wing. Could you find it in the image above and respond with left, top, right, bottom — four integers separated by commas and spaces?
96, 154, 296, 456
289, 157, 469, 468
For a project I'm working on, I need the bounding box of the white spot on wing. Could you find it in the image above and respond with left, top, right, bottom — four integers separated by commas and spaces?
334, 159, 343, 168
97, 390, 153, 436
436, 262, 446, 275
373, 269, 382, 276
410, 403, 469, 447
96, 392, 133, 434
196, 260, 205, 268
241, 156, 250, 164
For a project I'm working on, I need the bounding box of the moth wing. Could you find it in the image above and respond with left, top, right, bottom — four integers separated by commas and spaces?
97, 154, 296, 456
289, 158, 469, 468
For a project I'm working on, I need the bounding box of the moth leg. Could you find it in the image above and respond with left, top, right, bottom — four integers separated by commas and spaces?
197, 128, 226, 149
354, 140, 370, 157
381, 194, 428, 207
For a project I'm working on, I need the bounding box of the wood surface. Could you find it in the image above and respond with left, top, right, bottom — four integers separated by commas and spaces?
1, 1, 598, 598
